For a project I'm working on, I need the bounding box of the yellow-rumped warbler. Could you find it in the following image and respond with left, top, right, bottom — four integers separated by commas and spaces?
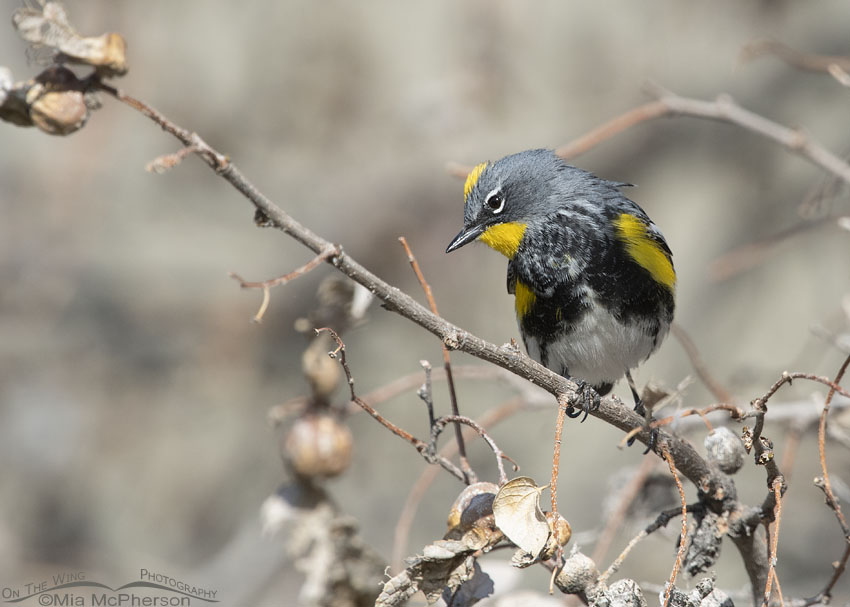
446, 149, 675, 418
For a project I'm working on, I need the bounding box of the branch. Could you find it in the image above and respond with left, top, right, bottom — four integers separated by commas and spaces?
399, 236, 474, 483
740, 39, 850, 74
763, 478, 785, 607
316, 328, 467, 483
229, 245, 338, 322
94, 84, 730, 507
551, 85, 850, 187
661, 445, 688, 607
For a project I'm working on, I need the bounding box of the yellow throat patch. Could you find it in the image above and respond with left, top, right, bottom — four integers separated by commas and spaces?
479, 222, 527, 259
613, 213, 676, 290
464, 162, 488, 202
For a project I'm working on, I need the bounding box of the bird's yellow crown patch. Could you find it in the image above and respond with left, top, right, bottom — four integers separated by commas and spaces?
479, 222, 527, 259
613, 214, 676, 290
464, 162, 488, 203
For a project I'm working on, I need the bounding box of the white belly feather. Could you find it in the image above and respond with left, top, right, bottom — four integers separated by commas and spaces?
520, 292, 667, 387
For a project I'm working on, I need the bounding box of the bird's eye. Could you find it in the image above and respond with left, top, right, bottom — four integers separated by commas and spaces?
485, 188, 505, 214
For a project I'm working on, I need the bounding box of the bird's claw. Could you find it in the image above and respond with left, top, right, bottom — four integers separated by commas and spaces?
564, 380, 600, 423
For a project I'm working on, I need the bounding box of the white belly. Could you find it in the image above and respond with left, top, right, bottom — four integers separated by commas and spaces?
521, 294, 667, 387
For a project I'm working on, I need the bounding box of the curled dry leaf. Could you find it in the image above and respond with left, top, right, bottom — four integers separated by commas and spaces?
493, 476, 551, 558
376, 540, 477, 606
440, 561, 494, 607
13, 1, 127, 77
379, 488, 505, 607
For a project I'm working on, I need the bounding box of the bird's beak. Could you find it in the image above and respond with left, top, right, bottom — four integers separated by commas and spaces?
446, 224, 484, 253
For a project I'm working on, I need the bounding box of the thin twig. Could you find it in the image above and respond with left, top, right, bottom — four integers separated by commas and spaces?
763, 478, 785, 607
145, 144, 200, 173
815, 353, 850, 534
316, 327, 466, 482
617, 403, 743, 448
229, 245, 338, 322
739, 39, 850, 74
550, 393, 570, 514
554, 100, 669, 160
546, 85, 850, 186
748, 399, 786, 518
416, 360, 437, 429
399, 236, 475, 484
671, 323, 734, 403
804, 354, 850, 606
598, 504, 697, 585
390, 399, 523, 572
430, 414, 516, 485
599, 530, 648, 585
661, 444, 688, 607
352, 365, 526, 414
754, 371, 850, 407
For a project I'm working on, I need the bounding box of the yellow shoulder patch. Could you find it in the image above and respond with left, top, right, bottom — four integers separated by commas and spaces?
514, 279, 536, 319
464, 162, 488, 203
479, 222, 527, 259
613, 214, 676, 290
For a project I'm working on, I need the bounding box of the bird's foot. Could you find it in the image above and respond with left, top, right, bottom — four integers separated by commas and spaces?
564, 379, 600, 423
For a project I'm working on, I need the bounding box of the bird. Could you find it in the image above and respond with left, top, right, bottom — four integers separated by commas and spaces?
446, 149, 675, 419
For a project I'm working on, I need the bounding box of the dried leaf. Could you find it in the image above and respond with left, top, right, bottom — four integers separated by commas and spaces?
12, 1, 127, 77
441, 561, 494, 607
493, 477, 550, 557
376, 539, 476, 606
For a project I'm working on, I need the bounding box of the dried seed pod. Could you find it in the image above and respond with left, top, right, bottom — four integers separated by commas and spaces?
555, 551, 599, 595
29, 89, 88, 135
446, 482, 499, 533
704, 427, 746, 474
283, 413, 353, 480
540, 511, 572, 560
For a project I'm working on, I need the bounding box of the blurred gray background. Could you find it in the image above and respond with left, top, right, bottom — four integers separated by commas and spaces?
2, 1, 849, 604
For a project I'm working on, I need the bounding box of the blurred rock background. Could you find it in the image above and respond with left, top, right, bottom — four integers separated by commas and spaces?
1, 1, 848, 604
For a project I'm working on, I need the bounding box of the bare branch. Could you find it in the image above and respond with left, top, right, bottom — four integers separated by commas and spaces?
229, 245, 338, 322
739, 39, 850, 74
550, 394, 570, 514
548, 85, 850, 187
316, 328, 467, 483
430, 415, 515, 486
399, 236, 474, 484
804, 353, 850, 605
661, 445, 688, 607
764, 479, 785, 607
391, 400, 522, 573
